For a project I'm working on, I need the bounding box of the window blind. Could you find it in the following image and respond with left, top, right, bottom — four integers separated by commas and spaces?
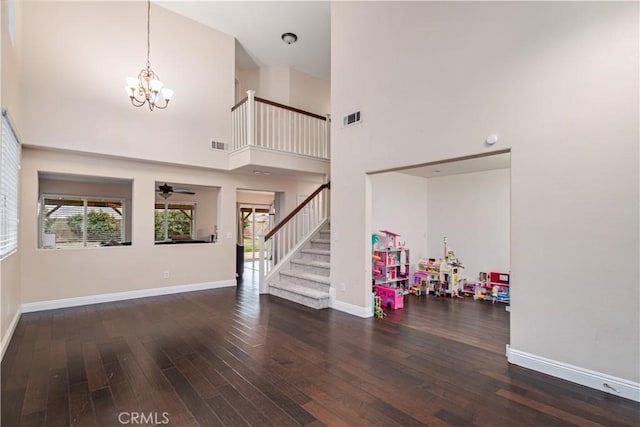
1, 112, 20, 259
40, 196, 124, 248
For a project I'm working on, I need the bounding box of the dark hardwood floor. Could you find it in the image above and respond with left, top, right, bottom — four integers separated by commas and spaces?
2, 267, 639, 426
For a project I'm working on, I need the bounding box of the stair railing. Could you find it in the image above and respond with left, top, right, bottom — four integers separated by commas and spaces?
231, 90, 330, 159
258, 182, 330, 293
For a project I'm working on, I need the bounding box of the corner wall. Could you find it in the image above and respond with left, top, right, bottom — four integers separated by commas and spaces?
331, 1, 639, 389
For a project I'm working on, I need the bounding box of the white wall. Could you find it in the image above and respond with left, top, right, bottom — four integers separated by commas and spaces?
427, 169, 510, 282
18, 1, 234, 169
370, 172, 428, 265
332, 1, 639, 385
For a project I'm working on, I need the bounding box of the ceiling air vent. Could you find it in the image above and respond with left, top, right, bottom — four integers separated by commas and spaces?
342, 111, 361, 128
211, 140, 228, 151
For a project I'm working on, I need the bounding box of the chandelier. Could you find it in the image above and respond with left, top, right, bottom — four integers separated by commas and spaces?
125, 0, 173, 110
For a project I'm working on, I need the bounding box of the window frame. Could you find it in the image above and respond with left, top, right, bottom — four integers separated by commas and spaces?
154, 201, 197, 242
38, 194, 126, 249
1, 110, 20, 259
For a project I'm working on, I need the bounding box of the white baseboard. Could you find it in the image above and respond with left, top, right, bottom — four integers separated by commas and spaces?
330, 295, 372, 318
507, 345, 640, 402
1, 306, 22, 361
21, 280, 237, 313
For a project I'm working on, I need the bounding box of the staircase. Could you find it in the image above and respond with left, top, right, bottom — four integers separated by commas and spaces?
268, 225, 331, 309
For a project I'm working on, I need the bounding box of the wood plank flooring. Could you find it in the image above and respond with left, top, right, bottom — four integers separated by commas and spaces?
2, 278, 639, 426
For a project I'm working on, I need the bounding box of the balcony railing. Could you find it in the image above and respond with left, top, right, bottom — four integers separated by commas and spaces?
231, 90, 330, 159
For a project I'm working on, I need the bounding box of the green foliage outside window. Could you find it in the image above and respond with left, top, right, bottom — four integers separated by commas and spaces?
67, 210, 121, 241
155, 209, 192, 241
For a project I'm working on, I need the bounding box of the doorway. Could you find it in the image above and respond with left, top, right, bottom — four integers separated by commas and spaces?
369, 151, 511, 352
239, 205, 273, 262
236, 190, 277, 285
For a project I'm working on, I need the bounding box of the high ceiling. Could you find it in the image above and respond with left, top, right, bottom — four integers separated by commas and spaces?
157, 1, 331, 81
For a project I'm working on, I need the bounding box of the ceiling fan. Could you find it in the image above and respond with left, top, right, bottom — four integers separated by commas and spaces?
157, 183, 195, 199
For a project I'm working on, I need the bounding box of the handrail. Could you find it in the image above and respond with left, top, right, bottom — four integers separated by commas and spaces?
231, 96, 248, 112
231, 95, 326, 121
254, 97, 327, 121
265, 181, 330, 241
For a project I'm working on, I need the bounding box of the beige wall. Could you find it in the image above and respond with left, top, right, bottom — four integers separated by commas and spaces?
236, 67, 260, 101
332, 2, 639, 383
370, 172, 428, 264
237, 65, 330, 116
21, 148, 322, 304
19, 1, 234, 169
1, 0, 22, 354
289, 68, 330, 116
258, 66, 291, 106
427, 169, 510, 282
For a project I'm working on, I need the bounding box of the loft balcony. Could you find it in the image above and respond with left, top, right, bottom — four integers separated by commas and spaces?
229, 90, 330, 175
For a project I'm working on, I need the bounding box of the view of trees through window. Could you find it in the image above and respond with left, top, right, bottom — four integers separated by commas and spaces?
41, 197, 123, 248
155, 203, 194, 241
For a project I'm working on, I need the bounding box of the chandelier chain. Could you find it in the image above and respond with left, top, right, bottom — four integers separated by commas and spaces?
146, 0, 151, 66
125, 0, 173, 110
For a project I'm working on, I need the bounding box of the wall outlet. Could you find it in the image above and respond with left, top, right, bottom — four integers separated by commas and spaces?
340, 283, 346, 292
226, 232, 233, 239
163, 271, 170, 279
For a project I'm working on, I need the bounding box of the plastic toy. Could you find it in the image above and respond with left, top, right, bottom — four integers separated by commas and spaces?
373, 295, 385, 318
374, 285, 404, 309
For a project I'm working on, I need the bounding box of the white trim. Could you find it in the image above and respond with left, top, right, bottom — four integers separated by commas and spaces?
330, 297, 373, 318
506, 345, 640, 402
1, 306, 22, 360
21, 280, 237, 313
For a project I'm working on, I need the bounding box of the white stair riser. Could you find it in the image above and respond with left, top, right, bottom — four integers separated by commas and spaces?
290, 261, 330, 276
269, 286, 329, 309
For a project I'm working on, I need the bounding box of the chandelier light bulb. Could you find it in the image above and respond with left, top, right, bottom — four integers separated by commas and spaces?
126, 0, 172, 111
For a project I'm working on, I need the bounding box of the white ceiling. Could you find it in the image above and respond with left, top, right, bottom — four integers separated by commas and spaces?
396, 152, 511, 179
157, 1, 331, 81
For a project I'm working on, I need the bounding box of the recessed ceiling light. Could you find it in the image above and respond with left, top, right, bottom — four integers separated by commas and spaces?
281, 32, 298, 45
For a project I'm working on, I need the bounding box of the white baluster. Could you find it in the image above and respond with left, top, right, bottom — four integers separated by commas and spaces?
325, 114, 331, 159
246, 90, 256, 147
258, 236, 266, 293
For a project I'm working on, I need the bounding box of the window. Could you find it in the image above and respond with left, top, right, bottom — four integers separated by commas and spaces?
153, 181, 219, 244
39, 196, 124, 248
1, 111, 20, 259
155, 202, 195, 241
